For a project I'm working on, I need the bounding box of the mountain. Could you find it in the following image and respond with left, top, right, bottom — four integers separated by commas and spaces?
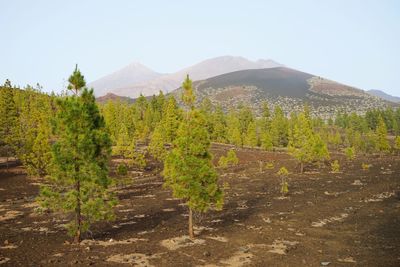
96, 93, 135, 104
171, 67, 396, 119
367, 89, 400, 103
89, 56, 283, 98
88, 62, 163, 97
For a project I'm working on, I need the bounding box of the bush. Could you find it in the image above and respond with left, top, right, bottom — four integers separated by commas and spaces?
362, 163, 371, 171
331, 160, 340, 173
277, 166, 289, 176
344, 147, 356, 160
265, 162, 274, 170
116, 163, 128, 176
218, 149, 239, 168
277, 167, 289, 196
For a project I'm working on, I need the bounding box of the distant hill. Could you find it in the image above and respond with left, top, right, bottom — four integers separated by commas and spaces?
88, 62, 163, 97
89, 56, 283, 98
367, 89, 400, 103
96, 93, 135, 104
171, 67, 396, 118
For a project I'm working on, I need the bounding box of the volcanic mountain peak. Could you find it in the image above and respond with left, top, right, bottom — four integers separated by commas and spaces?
89, 56, 283, 98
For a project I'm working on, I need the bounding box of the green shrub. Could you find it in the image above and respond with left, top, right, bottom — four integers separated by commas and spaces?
117, 163, 128, 176
277, 167, 289, 196
218, 149, 239, 168
344, 146, 356, 160
331, 160, 340, 173
265, 162, 274, 170
362, 163, 371, 171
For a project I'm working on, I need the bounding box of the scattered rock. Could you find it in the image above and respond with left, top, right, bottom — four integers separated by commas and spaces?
338, 256, 356, 263
320, 261, 330, 266
239, 246, 250, 253
203, 251, 211, 257
352, 180, 363, 186
267, 239, 299, 255
80, 237, 147, 247
311, 213, 348, 227
363, 192, 394, 203
206, 236, 228, 242
0, 210, 23, 222
160, 235, 205, 251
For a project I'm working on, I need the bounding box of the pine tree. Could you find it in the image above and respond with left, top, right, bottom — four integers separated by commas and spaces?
375, 116, 390, 153
227, 110, 242, 147
270, 106, 289, 147
0, 80, 18, 167
394, 136, 400, 152
288, 113, 315, 173
260, 132, 273, 151
37, 67, 116, 243
21, 123, 52, 177
163, 75, 223, 239
113, 124, 130, 157
244, 121, 258, 147
67, 64, 86, 95
211, 105, 227, 143
162, 96, 181, 143
312, 133, 330, 163
148, 123, 166, 161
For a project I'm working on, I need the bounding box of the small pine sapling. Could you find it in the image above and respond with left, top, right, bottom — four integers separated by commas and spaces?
277, 167, 289, 196
362, 163, 371, 171
394, 136, 400, 154
218, 149, 239, 168
331, 160, 340, 173
117, 163, 128, 176
344, 147, 356, 160
265, 162, 274, 170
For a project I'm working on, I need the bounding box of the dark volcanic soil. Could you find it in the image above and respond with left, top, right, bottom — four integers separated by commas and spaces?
0, 145, 399, 266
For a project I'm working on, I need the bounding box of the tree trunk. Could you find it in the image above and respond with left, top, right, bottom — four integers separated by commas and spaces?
188, 207, 194, 239
74, 180, 81, 243
300, 162, 304, 173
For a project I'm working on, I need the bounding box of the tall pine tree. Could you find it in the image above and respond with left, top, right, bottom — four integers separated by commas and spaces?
38, 67, 116, 243
163, 75, 223, 239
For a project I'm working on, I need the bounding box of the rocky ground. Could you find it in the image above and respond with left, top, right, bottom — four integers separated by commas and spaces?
0, 144, 399, 266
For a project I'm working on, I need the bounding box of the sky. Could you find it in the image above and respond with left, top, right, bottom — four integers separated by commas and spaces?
1, 0, 399, 96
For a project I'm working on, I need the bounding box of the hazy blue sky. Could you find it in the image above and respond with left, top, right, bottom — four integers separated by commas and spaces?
1, 0, 399, 96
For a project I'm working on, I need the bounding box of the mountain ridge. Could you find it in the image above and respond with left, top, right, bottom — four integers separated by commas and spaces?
89, 56, 283, 98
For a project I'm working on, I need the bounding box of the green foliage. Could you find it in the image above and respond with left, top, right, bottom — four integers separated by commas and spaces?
362, 163, 371, 170
344, 146, 356, 160
265, 162, 274, 170
270, 106, 289, 147
395, 136, 400, 151
218, 149, 239, 168
288, 112, 315, 169
162, 96, 181, 143
0, 80, 18, 160
277, 167, 289, 196
20, 125, 52, 177
164, 109, 224, 212
331, 160, 340, 173
113, 124, 130, 156
260, 132, 273, 151
37, 69, 116, 243
133, 151, 147, 170
375, 116, 390, 153
244, 121, 258, 147
116, 163, 128, 176
277, 166, 289, 176
312, 134, 330, 162
67, 64, 86, 94
148, 124, 166, 161
164, 77, 223, 238
281, 180, 289, 196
